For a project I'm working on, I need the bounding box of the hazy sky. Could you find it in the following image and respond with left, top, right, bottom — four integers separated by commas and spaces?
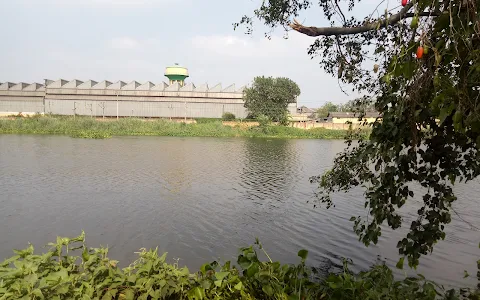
0, 0, 382, 107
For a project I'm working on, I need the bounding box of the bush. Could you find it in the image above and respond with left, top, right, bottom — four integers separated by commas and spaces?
0, 233, 477, 300
256, 114, 271, 127
222, 112, 236, 121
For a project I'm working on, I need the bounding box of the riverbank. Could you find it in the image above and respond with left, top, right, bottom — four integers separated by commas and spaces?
0, 115, 363, 139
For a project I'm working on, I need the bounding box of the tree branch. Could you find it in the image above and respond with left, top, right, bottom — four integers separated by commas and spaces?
290, 3, 440, 37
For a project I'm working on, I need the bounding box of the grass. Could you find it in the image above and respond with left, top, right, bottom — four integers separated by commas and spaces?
0, 115, 364, 140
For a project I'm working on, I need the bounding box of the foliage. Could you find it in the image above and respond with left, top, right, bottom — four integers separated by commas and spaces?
222, 112, 236, 121
1, 233, 478, 300
236, 0, 480, 267
244, 76, 300, 122
316, 102, 339, 118
317, 98, 377, 118
69, 131, 111, 139
340, 97, 377, 114
256, 114, 271, 128
0, 115, 353, 140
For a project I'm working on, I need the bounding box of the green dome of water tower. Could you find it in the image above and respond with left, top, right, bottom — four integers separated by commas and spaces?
164, 63, 189, 87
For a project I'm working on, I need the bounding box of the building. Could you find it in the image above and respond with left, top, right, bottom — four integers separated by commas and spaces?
328, 112, 381, 124
0, 65, 298, 119
290, 106, 316, 122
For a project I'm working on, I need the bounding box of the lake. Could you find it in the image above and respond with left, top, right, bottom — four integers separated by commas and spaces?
0, 135, 478, 288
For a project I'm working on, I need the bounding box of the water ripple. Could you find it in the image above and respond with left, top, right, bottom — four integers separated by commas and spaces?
0, 135, 478, 288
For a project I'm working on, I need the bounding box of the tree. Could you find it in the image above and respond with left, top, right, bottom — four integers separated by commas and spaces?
236, 0, 480, 267
244, 76, 300, 123
316, 101, 339, 118
342, 97, 377, 113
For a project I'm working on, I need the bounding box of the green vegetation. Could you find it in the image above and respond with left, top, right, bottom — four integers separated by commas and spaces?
2, 1, 478, 297
1, 232, 478, 300
316, 99, 377, 119
221, 112, 236, 121
0, 115, 352, 140
237, 0, 480, 268
244, 76, 300, 124
316, 102, 340, 119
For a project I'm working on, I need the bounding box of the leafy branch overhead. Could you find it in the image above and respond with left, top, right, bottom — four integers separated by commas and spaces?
289, 4, 441, 37
236, 0, 480, 267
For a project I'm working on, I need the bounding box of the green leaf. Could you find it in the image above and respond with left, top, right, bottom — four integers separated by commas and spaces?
200, 263, 211, 275
396, 257, 405, 270
214, 280, 222, 287
56, 284, 69, 295
237, 255, 251, 269
13, 244, 34, 258
102, 289, 117, 300
158, 252, 167, 263
71, 230, 85, 242
215, 271, 229, 281
0, 255, 20, 267
158, 279, 167, 287
234, 282, 243, 291
434, 13, 450, 31
200, 279, 212, 289
246, 262, 259, 277
127, 275, 136, 283
297, 249, 308, 261
262, 284, 274, 296
187, 287, 205, 299
13, 260, 24, 269
439, 106, 454, 125
221, 261, 231, 271
179, 266, 190, 276
25, 273, 38, 287
402, 60, 415, 79
122, 289, 135, 300
82, 248, 90, 262
137, 293, 148, 300
31, 288, 44, 300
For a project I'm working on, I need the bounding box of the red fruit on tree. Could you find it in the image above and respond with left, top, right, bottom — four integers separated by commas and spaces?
416, 46, 424, 59
401, 0, 408, 6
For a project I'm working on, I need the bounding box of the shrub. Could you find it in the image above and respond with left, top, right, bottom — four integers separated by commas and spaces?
256, 114, 271, 127
222, 112, 236, 121
0, 233, 477, 300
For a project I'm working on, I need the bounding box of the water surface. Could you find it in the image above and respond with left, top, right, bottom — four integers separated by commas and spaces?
0, 135, 478, 287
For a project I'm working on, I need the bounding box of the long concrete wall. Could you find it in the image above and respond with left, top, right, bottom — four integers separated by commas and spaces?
0, 80, 298, 118
290, 121, 370, 130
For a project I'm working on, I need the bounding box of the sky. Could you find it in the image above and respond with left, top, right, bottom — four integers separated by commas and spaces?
0, 0, 384, 107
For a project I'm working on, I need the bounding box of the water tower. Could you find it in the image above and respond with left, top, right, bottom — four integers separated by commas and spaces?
164, 63, 189, 87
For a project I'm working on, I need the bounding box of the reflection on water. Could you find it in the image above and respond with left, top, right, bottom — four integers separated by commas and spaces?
240, 139, 296, 207
0, 135, 479, 288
